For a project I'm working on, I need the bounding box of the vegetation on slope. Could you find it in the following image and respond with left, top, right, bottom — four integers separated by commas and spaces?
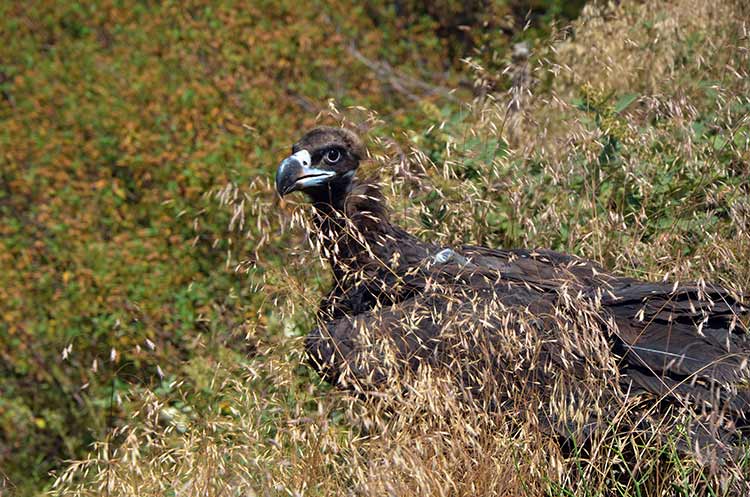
3, 0, 750, 495
0, 1, 582, 494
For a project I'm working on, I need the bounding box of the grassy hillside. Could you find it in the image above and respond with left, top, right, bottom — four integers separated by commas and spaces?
0, 1, 582, 494
3, 0, 750, 495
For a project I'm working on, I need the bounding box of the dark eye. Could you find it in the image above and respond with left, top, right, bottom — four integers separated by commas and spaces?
324, 148, 342, 164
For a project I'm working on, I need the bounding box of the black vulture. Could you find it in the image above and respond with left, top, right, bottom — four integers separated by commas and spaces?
275, 126, 750, 458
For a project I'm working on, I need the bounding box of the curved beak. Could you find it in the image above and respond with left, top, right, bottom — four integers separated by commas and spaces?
275, 150, 336, 196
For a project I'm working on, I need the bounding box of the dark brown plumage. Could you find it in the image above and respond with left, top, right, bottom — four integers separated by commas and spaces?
276, 126, 750, 457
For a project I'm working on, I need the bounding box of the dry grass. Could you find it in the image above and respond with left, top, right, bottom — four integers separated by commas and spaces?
52, 1, 750, 496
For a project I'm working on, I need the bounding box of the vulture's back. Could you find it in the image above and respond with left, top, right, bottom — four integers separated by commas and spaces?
308, 242, 750, 455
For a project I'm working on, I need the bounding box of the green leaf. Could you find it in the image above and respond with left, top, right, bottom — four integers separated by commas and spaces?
614, 93, 639, 114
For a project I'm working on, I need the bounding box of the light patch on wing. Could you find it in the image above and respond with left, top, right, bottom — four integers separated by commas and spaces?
433, 248, 469, 267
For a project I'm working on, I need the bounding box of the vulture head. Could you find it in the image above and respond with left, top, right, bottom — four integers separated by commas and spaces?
275, 127, 364, 204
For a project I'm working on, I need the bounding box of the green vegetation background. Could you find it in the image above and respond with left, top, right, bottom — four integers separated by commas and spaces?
0, 1, 582, 494
2, 0, 749, 495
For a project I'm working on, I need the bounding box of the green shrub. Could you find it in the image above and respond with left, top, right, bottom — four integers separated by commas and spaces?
7, 0, 750, 495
